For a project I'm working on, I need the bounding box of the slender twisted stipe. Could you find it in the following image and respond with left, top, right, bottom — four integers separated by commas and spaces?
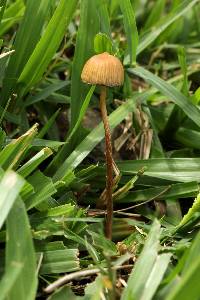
100, 85, 113, 239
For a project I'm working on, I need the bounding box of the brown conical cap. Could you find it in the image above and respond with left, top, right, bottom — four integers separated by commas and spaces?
81, 52, 124, 87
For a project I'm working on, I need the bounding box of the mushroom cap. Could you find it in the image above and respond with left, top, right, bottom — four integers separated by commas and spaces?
81, 52, 124, 87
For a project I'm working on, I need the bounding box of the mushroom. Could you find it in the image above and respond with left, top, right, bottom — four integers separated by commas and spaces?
81, 52, 124, 239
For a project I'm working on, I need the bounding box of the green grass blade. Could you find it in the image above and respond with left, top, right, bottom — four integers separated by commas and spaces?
143, 0, 166, 31
128, 66, 200, 128
67, 85, 95, 143
178, 193, 200, 228
121, 220, 164, 299
6, 198, 37, 300
0, 0, 7, 25
25, 170, 57, 210
25, 81, 69, 107
0, 0, 25, 36
141, 254, 171, 300
17, 147, 52, 178
53, 92, 149, 181
1, 0, 52, 106
116, 181, 198, 203
0, 170, 24, 229
0, 124, 38, 170
70, 0, 99, 130
96, 0, 111, 36
0, 261, 22, 300
178, 46, 189, 96
47, 85, 95, 173
175, 127, 200, 150
182, 231, 200, 274
38, 249, 79, 274
137, 0, 199, 55
117, 158, 200, 182
119, 0, 138, 65
18, 0, 78, 94
166, 233, 200, 300
37, 109, 61, 139
31, 138, 64, 150
0, 103, 20, 124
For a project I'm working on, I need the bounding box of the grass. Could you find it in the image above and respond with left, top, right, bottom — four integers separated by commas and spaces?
0, 0, 200, 299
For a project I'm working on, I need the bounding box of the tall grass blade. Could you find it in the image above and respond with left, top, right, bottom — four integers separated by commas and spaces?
0, 0, 7, 25
6, 198, 37, 300
70, 0, 99, 130
122, 220, 170, 300
119, 0, 138, 64
1, 0, 52, 106
52, 93, 151, 180
0, 0, 25, 36
18, 0, 78, 95
0, 170, 24, 229
129, 66, 200, 128
137, 0, 199, 55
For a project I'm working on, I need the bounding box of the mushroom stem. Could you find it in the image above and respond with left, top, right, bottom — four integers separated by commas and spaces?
100, 85, 113, 239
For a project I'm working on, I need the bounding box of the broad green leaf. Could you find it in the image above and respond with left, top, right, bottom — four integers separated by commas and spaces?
119, 0, 138, 64
18, 0, 78, 94
6, 198, 37, 300
94, 33, 113, 54
0, 170, 24, 229
128, 66, 200, 128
